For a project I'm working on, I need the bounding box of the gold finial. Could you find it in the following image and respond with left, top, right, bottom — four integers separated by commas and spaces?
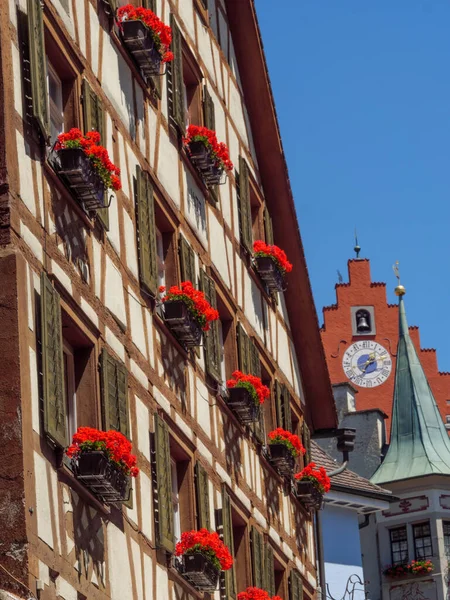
393, 261, 406, 296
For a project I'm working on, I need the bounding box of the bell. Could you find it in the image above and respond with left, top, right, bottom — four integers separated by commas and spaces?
356, 314, 371, 332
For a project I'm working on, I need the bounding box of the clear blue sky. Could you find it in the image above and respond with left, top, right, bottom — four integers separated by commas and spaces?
255, 0, 450, 371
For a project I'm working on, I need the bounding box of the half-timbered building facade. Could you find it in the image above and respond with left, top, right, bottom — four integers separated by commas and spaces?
0, 0, 337, 599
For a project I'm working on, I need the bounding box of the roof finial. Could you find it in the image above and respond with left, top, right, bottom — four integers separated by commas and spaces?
393, 260, 406, 296
354, 229, 361, 258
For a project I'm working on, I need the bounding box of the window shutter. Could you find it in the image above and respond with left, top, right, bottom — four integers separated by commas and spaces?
143, 0, 156, 9
195, 461, 211, 530
27, 0, 50, 141
249, 337, 265, 442
275, 381, 283, 429
237, 156, 252, 253
221, 486, 236, 599
167, 15, 185, 131
203, 86, 215, 130
249, 339, 261, 378
283, 384, 292, 432
136, 166, 158, 295
264, 207, 274, 245
40, 273, 67, 447
237, 323, 251, 374
265, 545, 276, 596
179, 236, 196, 284
100, 348, 129, 437
251, 527, 264, 589
289, 570, 303, 600
154, 414, 175, 553
200, 270, 222, 382
302, 421, 311, 464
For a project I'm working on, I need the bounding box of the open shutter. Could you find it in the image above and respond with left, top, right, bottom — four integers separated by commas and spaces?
27, 0, 50, 141
136, 166, 158, 295
143, 0, 156, 9
154, 414, 175, 553
222, 486, 236, 599
302, 421, 311, 464
195, 462, 211, 530
251, 527, 264, 589
200, 270, 221, 382
250, 339, 261, 378
237, 323, 250, 374
289, 570, 303, 600
179, 236, 196, 284
275, 381, 292, 432
203, 86, 218, 204
41, 273, 67, 447
167, 16, 185, 131
264, 207, 274, 245
237, 156, 252, 253
265, 545, 276, 596
283, 384, 292, 432
249, 337, 265, 442
100, 348, 129, 436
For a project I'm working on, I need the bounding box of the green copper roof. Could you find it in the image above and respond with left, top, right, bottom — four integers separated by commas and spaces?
371, 296, 450, 485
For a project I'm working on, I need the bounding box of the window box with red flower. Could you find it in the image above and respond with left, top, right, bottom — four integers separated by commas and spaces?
238, 587, 283, 600
383, 560, 434, 579
116, 5, 174, 80
50, 129, 121, 212
160, 282, 219, 348
267, 428, 305, 476
294, 462, 330, 510
66, 427, 139, 504
226, 371, 270, 425
184, 126, 233, 188
175, 529, 233, 591
253, 241, 293, 293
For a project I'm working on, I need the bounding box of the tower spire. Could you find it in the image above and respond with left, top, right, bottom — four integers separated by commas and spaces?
354, 229, 361, 258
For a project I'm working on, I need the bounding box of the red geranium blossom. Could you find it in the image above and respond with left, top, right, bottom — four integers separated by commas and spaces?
184, 125, 233, 172
294, 462, 330, 493
55, 128, 121, 191
66, 427, 139, 477
268, 428, 305, 458
238, 588, 283, 600
116, 5, 173, 63
175, 529, 233, 571
227, 371, 270, 405
383, 559, 434, 577
253, 240, 293, 274
159, 281, 219, 331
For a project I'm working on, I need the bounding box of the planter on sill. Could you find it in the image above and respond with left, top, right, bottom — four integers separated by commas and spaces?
163, 299, 203, 348
254, 256, 285, 293
181, 552, 220, 591
72, 451, 130, 504
296, 480, 323, 510
121, 20, 162, 78
268, 443, 295, 476
226, 386, 260, 424
53, 148, 106, 211
187, 141, 225, 188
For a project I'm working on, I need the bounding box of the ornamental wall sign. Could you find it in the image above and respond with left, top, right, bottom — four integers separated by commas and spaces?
382, 496, 429, 518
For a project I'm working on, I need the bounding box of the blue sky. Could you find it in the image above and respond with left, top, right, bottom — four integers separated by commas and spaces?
255, 0, 450, 371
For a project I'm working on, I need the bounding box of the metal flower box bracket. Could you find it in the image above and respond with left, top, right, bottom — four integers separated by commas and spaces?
72, 451, 130, 504
254, 256, 285, 292
163, 299, 203, 348
187, 141, 226, 188
120, 19, 162, 78
296, 480, 324, 510
268, 443, 295, 476
181, 552, 220, 591
227, 386, 260, 424
52, 148, 107, 211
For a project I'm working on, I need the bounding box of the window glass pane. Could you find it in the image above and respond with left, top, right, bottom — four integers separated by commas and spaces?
47, 60, 64, 141
444, 522, 450, 559
156, 228, 165, 289
390, 526, 408, 566
63, 342, 77, 440
171, 459, 181, 543
413, 522, 433, 560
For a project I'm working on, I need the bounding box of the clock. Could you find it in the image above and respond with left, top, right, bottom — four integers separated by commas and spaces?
342, 341, 392, 388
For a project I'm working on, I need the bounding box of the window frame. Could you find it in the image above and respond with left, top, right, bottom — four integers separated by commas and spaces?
63, 339, 77, 441
443, 521, 450, 559
47, 59, 64, 142
412, 522, 433, 561
389, 526, 409, 566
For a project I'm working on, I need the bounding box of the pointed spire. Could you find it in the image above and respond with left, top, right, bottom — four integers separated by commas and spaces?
372, 293, 450, 484
354, 229, 361, 258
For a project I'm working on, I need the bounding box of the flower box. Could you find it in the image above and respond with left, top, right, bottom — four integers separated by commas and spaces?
181, 552, 220, 591
53, 148, 107, 211
296, 480, 323, 510
121, 19, 162, 78
163, 299, 203, 347
72, 450, 130, 504
227, 386, 260, 424
268, 443, 295, 476
254, 256, 285, 292
187, 140, 224, 187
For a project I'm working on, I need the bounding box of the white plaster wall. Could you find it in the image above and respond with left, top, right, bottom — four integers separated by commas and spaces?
135, 396, 150, 461
130, 539, 144, 600
89, 4, 100, 78
229, 80, 248, 148
34, 451, 60, 551
107, 198, 121, 256
104, 257, 127, 328
140, 472, 153, 542
143, 553, 154, 600
11, 42, 23, 118
123, 210, 139, 279
184, 168, 208, 247
277, 322, 294, 387
196, 377, 211, 438
148, 107, 159, 166
243, 269, 265, 339
128, 288, 147, 358
107, 524, 133, 600
177, 1, 195, 42
196, 15, 215, 83
29, 347, 40, 433
16, 131, 36, 217
158, 132, 181, 208
218, 10, 229, 61
208, 209, 230, 288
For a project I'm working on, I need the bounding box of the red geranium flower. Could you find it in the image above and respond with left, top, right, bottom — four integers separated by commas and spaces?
175, 529, 233, 571
294, 462, 331, 493
160, 281, 219, 331
268, 428, 305, 458
184, 125, 233, 172
227, 371, 270, 405
116, 5, 173, 63
253, 240, 293, 274
237, 588, 283, 600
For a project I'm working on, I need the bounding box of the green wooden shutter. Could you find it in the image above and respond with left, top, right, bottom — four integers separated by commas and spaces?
41, 273, 67, 447
237, 157, 252, 253
100, 348, 129, 436
250, 339, 261, 378
249, 337, 265, 442
283, 384, 292, 433
28, 0, 50, 141
195, 462, 211, 530
237, 323, 250, 374
265, 545, 276, 596
251, 526, 264, 589
264, 207, 274, 245
203, 86, 218, 204
275, 381, 292, 432
302, 421, 311, 464
154, 414, 175, 553
222, 486, 236, 599
179, 236, 196, 284
143, 0, 156, 9
200, 270, 221, 382
136, 166, 158, 295
167, 15, 185, 131
289, 570, 303, 600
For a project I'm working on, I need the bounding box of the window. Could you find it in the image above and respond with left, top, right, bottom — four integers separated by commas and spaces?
273, 557, 287, 599
182, 47, 203, 127
171, 458, 181, 543
413, 522, 433, 560
170, 439, 194, 541
156, 228, 166, 290
389, 526, 408, 566
47, 61, 64, 141
250, 182, 263, 242
63, 340, 76, 440
443, 522, 450, 558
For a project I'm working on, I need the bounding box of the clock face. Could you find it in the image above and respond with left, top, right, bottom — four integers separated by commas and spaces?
342, 341, 392, 388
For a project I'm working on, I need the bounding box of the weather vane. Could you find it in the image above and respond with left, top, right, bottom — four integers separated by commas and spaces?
393, 260, 406, 296
354, 229, 361, 258
337, 269, 343, 284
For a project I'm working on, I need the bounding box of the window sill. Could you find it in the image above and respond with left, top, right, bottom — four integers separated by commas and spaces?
57, 460, 111, 516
